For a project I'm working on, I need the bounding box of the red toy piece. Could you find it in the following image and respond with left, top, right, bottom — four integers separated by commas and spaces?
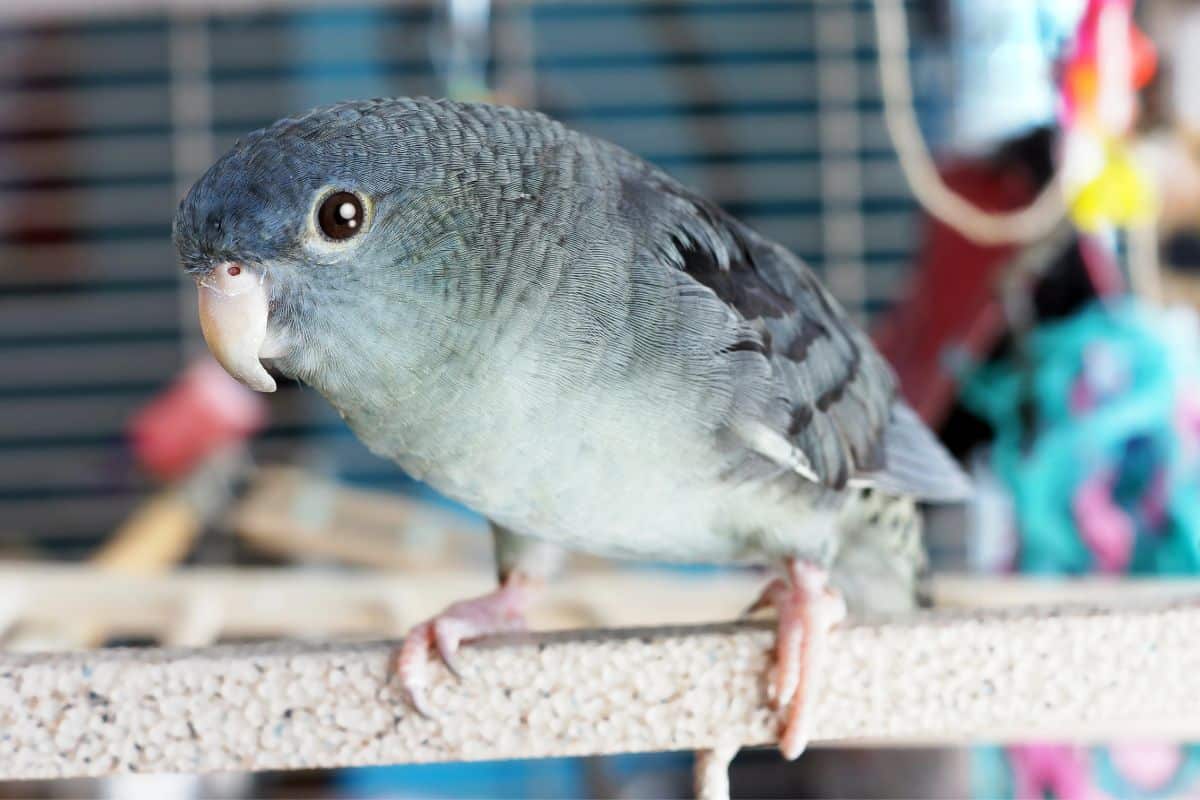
874, 160, 1038, 427
127, 357, 268, 481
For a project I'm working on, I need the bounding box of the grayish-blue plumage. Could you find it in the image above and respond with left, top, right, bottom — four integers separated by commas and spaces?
175, 97, 967, 607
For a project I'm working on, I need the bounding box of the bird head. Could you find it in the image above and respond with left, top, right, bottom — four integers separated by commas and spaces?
173, 100, 444, 394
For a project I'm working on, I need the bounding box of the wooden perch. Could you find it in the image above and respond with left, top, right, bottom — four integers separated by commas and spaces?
0, 563, 768, 644
6, 562, 1198, 647
226, 465, 610, 573
226, 466, 492, 570
2, 598, 1200, 780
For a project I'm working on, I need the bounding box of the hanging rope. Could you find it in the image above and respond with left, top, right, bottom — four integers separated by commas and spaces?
693, 741, 739, 800
871, 0, 1068, 246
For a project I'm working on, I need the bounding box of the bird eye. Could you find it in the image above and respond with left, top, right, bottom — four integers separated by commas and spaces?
316, 191, 365, 241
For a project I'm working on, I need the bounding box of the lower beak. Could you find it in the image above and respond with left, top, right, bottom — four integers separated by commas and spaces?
197, 262, 279, 393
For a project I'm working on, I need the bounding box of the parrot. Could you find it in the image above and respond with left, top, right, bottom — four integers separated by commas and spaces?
173, 97, 970, 759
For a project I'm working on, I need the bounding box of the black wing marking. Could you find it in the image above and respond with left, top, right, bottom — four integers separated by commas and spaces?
616, 165, 897, 490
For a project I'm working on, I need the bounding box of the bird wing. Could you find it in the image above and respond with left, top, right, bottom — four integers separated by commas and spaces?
613, 160, 968, 501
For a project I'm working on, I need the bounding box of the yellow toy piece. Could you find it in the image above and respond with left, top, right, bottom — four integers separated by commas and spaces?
1069, 140, 1156, 230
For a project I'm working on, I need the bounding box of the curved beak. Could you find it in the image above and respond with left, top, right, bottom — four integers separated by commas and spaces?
197, 263, 278, 393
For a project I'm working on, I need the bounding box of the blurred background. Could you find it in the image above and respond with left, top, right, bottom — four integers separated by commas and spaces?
5, 0, 1200, 797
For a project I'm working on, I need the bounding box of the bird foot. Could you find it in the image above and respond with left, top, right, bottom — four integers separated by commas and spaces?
390, 576, 530, 717
749, 560, 846, 760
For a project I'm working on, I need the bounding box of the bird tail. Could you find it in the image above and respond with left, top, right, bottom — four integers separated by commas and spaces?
855, 403, 972, 504
830, 488, 928, 616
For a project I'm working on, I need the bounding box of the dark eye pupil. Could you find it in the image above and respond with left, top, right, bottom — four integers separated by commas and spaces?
317, 191, 364, 240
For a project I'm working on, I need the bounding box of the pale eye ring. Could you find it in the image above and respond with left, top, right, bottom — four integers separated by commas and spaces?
316, 190, 365, 241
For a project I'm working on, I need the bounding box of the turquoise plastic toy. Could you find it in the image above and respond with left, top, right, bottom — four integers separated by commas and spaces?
960, 299, 1200, 575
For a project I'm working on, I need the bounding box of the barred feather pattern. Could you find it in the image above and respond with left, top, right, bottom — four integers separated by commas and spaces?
174, 98, 957, 587
831, 489, 927, 616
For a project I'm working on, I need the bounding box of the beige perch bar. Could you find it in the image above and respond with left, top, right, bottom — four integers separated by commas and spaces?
2, 599, 1200, 780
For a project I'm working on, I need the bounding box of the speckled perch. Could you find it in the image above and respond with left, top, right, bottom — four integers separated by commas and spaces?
2, 600, 1199, 780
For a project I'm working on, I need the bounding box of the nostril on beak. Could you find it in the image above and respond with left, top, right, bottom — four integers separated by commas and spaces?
196, 262, 277, 393
199, 261, 261, 298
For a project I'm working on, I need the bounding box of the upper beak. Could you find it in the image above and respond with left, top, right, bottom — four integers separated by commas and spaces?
197, 262, 279, 393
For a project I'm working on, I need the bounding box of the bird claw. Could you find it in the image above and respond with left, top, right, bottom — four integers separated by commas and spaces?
402, 681, 436, 721
389, 620, 439, 719
742, 577, 789, 619
389, 579, 530, 719
432, 617, 468, 679
757, 561, 846, 760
